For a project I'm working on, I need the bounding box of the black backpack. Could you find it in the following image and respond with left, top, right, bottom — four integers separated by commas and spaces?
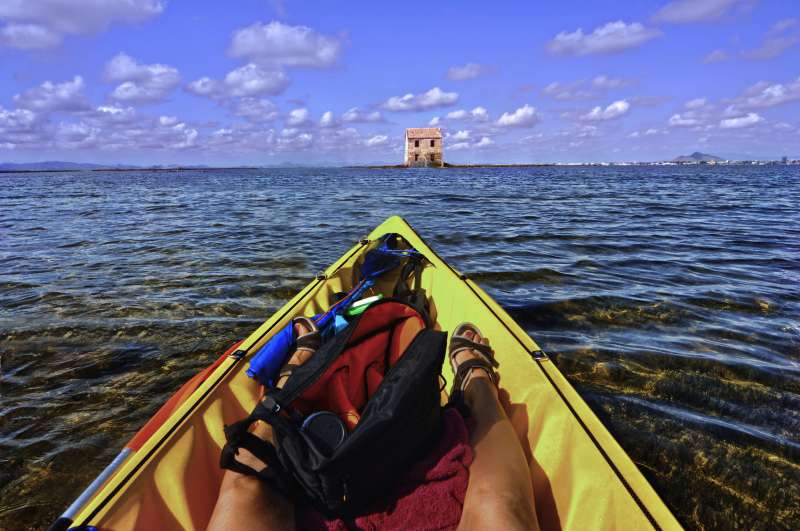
221, 299, 447, 516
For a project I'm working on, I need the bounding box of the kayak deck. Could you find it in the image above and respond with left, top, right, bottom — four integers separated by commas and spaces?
59, 216, 681, 530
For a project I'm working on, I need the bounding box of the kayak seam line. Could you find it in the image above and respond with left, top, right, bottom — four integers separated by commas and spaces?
76, 241, 367, 526
403, 218, 661, 529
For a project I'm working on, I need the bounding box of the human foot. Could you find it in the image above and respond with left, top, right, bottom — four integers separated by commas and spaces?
238, 317, 320, 469
448, 323, 499, 407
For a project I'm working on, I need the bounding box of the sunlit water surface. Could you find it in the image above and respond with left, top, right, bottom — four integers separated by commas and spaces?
1, 167, 798, 530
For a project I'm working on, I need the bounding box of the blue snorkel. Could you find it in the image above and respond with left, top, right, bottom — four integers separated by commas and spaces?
246, 234, 421, 386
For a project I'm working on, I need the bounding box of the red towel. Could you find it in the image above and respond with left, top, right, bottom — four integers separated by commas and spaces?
297, 408, 473, 530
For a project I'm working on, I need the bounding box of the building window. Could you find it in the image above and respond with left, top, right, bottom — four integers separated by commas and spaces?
430, 139, 435, 147
414, 154, 419, 161
414, 140, 419, 147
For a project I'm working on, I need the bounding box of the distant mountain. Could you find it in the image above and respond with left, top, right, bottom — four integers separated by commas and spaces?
0, 161, 124, 171
672, 152, 724, 163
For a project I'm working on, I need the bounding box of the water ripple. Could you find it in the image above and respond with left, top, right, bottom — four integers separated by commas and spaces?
1, 166, 799, 530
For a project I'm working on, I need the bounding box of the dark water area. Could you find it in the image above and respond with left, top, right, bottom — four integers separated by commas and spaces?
1, 166, 799, 530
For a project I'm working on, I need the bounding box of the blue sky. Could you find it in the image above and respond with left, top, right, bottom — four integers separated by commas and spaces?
0, 0, 798, 165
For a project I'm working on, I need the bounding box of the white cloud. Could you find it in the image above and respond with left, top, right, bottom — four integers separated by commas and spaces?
742, 36, 798, 60
653, 0, 752, 24
383, 87, 458, 111
13, 76, 89, 112
470, 106, 489, 121
547, 21, 660, 56
0, 105, 45, 149
286, 108, 310, 127
685, 98, 708, 109
732, 77, 800, 109
224, 63, 289, 97
581, 100, 630, 121
105, 53, 180, 103
703, 49, 728, 63
228, 21, 341, 68
629, 128, 665, 139
187, 65, 288, 100
742, 19, 799, 60
428, 116, 440, 126
448, 141, 470, 151
451, 130, 470, 141
233, 98, 278, 123
496, 104, 539, 127
276, 129, 313, 151
0, 106, 37, 129
449, 136, 494, 150
0, 0, 163, 50
544, 76, 629, 101
443, 106, 489, 122
96, 104, 136, 124
720, 112, 763, 128
341, 107, 382, 123
365, 134, 389, 147
543, 81, 594, 100
668, 113, 700, 127
592, 75, 629, 89
320, 111, 335, 127
185, 77, 221, 97
0, 23, 60, 50
446, 62, 489, 81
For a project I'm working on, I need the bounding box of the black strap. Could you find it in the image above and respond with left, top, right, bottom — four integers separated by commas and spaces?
393, 256, 430, 325
448, 337, 498, 366
453, 358, 497, 389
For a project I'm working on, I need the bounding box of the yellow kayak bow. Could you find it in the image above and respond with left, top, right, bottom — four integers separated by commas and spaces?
52, 216, 681, 531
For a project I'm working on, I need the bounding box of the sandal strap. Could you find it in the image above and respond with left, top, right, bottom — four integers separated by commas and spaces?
449, 337, 498, 367
293, 316, 321, 351
452, 358, 497, 393
277, 363, 300, 380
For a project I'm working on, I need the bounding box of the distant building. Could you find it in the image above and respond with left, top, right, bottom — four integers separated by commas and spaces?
404, 128, 443, 167
782, 156, 789, 164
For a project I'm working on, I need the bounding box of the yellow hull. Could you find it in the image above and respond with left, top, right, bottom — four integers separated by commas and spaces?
58, 216, 681, 530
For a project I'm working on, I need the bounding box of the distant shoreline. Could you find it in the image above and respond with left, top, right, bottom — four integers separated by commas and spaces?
1, 162, 798, 174
361, 161, 798, 169
0, 166, 259, 174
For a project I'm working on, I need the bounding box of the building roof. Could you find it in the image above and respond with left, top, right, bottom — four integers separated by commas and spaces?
405, 127, 442, 139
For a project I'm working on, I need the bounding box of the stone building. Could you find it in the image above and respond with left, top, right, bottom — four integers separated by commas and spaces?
404, 128, 443, 167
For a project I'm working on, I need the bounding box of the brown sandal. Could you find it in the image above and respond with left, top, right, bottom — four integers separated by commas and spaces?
448, 323, 499, 410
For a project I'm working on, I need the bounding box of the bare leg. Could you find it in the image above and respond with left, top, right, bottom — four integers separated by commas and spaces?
207, 322, 316, 531
457, 330, 539, 531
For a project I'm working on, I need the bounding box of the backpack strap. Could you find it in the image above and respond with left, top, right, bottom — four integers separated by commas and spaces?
219, 397, 290, 487
393, 256, 430, 325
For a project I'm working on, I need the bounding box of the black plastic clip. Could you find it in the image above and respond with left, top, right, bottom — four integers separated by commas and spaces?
229, 349, 247, 360
316, 272, 327, 281
261, 395, 281, 414
530, 350, 548, 360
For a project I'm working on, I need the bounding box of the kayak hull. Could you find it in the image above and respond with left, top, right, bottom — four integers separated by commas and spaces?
57, 216, 681, 531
